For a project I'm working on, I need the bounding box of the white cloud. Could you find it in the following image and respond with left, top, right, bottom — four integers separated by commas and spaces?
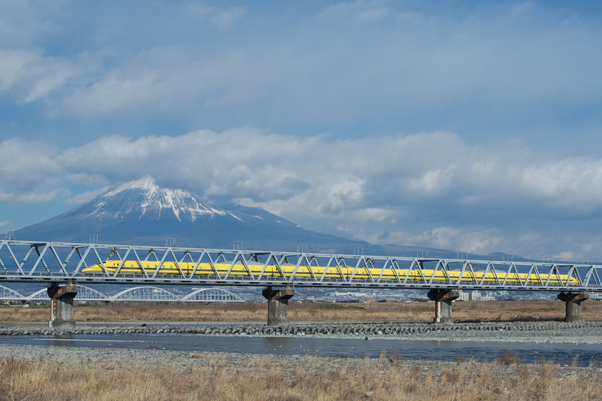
185, 4, 213, 19
366, 227, 504, 255
4, 129, 602, 258
0, 190, 65, 204
210, 7, 245, 31
519, 158, 602, 209
1, 1, 602, 259
0, 1, 598, 129
0, 0, 64, 47
0, 48, 91, 104
0, 138, 58, 191
48, 129, 602, 219
320, 0, 390, 21
64, 187, 109, 207
360, 227, 602, 261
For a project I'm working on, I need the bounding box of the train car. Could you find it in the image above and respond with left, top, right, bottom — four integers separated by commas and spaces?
81, 260, 580, 284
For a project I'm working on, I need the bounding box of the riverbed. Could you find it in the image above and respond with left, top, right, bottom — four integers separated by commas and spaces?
2, 334, 602, 365
1, 320, 602, 366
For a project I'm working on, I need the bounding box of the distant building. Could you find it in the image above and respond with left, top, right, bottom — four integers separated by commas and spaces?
470, 290, 496, 301
458, 291, 470, 301
457, 290, 496, 301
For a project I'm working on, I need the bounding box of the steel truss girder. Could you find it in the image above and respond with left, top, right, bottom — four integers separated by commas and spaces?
0, 240, 601, 292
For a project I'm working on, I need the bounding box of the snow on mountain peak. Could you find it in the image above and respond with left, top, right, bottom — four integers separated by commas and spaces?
102, 176, 158, 198
89, 177, 227, 221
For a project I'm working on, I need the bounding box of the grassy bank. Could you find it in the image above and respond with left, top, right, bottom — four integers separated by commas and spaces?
0, 300, 600, 323
0, 352, 600, 400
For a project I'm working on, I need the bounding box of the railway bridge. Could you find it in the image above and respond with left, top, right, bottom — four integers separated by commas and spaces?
0, 240, 600, 328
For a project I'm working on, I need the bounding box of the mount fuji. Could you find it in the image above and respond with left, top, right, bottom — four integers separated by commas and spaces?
15, 177, 376, 253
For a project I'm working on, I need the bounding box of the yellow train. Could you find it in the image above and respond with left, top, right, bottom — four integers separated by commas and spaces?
81, 260, 579, 284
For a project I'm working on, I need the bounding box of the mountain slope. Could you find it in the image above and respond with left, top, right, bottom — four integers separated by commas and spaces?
15, 178, 374, 252
15, 178, 507, 258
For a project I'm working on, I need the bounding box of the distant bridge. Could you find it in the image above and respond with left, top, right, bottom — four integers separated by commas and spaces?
0, 239, 601, 292
0, 285, 244, 303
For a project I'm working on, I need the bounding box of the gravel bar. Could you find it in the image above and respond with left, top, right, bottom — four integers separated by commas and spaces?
0, 343, 596, 380
1, 321, 601, 344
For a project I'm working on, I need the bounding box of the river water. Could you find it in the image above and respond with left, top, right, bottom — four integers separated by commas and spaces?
1, 334, 601, 366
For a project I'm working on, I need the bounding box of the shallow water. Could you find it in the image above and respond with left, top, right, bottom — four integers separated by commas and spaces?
1, 334, 601, 366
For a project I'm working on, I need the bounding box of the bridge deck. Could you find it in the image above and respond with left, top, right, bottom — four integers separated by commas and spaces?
0, 240, 600, 292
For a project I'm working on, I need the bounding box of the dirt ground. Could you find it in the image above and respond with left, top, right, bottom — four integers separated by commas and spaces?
0, 345, 600, 401
0, 299, 599, 323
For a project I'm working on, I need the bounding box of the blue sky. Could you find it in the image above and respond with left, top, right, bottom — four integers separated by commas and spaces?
1, 0, 602, 260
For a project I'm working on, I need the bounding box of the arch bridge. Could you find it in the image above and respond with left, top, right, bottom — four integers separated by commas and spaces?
0, 285, 244, 303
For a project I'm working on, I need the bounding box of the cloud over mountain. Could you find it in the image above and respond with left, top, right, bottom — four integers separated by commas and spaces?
2, 1, 602, 261
3, 129, 602, 259
15, 177, 378, 253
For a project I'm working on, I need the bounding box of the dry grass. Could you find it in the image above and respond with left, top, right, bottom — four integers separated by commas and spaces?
0, 354, 600, 400
0, 300, 601, 323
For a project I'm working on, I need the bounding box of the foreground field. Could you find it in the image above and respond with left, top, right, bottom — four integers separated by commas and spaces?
0, 299, 601, 323
0, 344, 599, 401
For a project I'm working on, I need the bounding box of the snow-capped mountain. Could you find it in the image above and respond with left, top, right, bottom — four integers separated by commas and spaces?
82, 177, 231, 222
16, 178, 490, 258
15, 178, 373, 252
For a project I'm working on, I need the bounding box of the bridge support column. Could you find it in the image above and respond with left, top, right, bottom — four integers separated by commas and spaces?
48, 283, 78, 329
262, 285, 294, 326
558, 292, 588, 323
428, 289, 459, 324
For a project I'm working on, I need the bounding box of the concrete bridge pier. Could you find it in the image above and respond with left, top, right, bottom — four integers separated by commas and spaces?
48, 283, 78, 329
557, 292, 588, 323
262, 285, 295, 326
428, 289, 459, 323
